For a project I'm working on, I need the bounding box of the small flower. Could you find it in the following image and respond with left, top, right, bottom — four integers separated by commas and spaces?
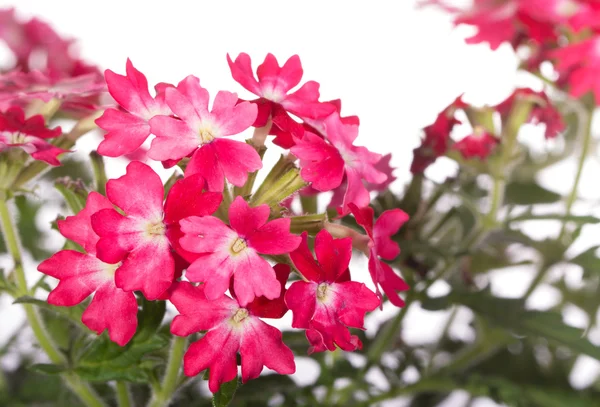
0, 106, 66, 165
179, 196, 301, 306
350, 204, 410, 307
38, 192, 138, 346
453, 126, 499, 160
96, 59, 172, 157
227, 53, 335, 128
91, 161, 175, 300
169, 268, 295, 393
148, 75, 261, 191
285, 231, 380, 353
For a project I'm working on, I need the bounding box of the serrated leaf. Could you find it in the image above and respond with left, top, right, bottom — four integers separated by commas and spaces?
212, 377, 239, 407
504, 182, 562, 205
75, 333, 169, 383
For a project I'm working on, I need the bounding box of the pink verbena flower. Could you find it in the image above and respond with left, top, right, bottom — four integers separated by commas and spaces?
96, 59, 172, 157
179, 195, 301, 306
148, 75, 261, 192
453, 127, 499, 160
350, 204, 410, 307
37, 192, 138, 346
227, 53, 335, 129
410, 96, 466, 174
285, 231, 379, 353
495, 88, 565, 138
0, 106, 67, 165
91, 161, 175, 300
169, 267, 295, 393
291, 114, 387, 215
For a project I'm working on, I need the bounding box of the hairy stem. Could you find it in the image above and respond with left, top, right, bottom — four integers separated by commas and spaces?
148, 336, 187, 407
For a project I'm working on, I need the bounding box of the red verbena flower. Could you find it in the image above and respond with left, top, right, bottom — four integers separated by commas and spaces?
285, 231, 380, 353
0, 106, 66, 165
91, 161, 175, 300
37, 192, 138, 346
350, 204, 410, 307
96, 59, 172, 157
179, 195, 301, 306
148, 75, 261, 191
453, 127, 499, 160
169, 268, 295, 393
227, 53, 335, 128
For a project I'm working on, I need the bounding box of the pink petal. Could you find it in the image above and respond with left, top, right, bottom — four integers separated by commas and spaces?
185, 143, 224, 192
211, 92, 257, 136
183, 328, 241, 392
240, 318, 295, 383
185, 251, 235, 301
256, 53, 302, 95
105, 60, 154, 115
284, 281, 317, 329
335, 281, 380, 329
169, 282, 237, 335
246, 263, 291, 319
114, 239, 174, 300
92, 209, 138, 264
228, 196, 270, 239
105, 161, 164, 219
282, 81, 336, 119
96, 109, 151, 157
227, 53, 261, 96
57, 191, 112, 254
374, 260, 409, 308
179, 215, 236, 254
212, 138, 263, 187
82, 282, 138, 346
148, 115, 199, 161
232, 250, 281, 306
248, 218, 301, 255
374, 209, 409, 260
341, 168, 371, 215
38, 251, 108, 306
30, 143, 69, 166
166, 76, 207, 125
289, 232, 323, 282
314, 230, 352, 282
291, 132, 345, 191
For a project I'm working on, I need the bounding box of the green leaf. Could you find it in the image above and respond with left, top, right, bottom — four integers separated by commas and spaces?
427, 289, 600, 361
89, 151, 107, 195
54, 178, 88, 214
508, 214, 600, 225
13, 296, 86, 328
75, 333, 169, 383
569, 246, 600, 277
28, 363, 66, 375
135, 297, 166, 342
212, 377, 239, 407
504, 182, 562, 205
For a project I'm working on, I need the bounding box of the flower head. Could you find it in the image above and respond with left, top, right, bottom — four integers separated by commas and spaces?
38, 192, 138, 346
453, 127, 499, 160
285, 231, 380, 353
148, 75, 261, 191
169, 270, 295, 393
179, 196, 301, 306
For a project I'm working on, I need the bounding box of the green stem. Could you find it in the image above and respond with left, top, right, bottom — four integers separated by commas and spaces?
0, 198, 107, 407
148, 336, 187, 407
116, 382, 132, 407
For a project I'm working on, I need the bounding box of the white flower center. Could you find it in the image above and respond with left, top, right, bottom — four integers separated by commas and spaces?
556, 0, 579, 17
232, 308, 249, 324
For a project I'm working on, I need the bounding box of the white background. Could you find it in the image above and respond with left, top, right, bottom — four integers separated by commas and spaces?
1, 1, 600, 406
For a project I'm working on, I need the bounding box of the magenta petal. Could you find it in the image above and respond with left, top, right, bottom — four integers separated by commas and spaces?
169, 282, 237, 335
184, 328, 240, 393
105, 161, 164, 219
185, 144, 224, 192
289, 232, 323, 282
291, 132, 345, 191
211, 92, 257, 136
168, 76, 209, 123
246, 263, 291, 319
96, 109, 151, 157
148, 115, 198, 161
227, 53, 262, 96
57, 191, 112, 254
179, 216, 235, 254
376, 260, 409, 307
335, 281, 380, 329
284, 281, 316, 329
228, 196, 270, 239
38, 250, 108, 306
374, 209, 409, 260
92, 209, 137, 264
248, 218, 301, 255
186, 251, 234, 301
233, 251, 281, 306
212, 138, 263, 188
240, 319, 295, 383
82, 282, 138, 346
313, 230, 352, 282
341, 168, 371, 214
114, 240, 174, 300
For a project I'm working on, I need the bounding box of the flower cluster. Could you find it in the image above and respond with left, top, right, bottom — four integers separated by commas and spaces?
425, 0, 600, 104
33, 51, 410, 392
